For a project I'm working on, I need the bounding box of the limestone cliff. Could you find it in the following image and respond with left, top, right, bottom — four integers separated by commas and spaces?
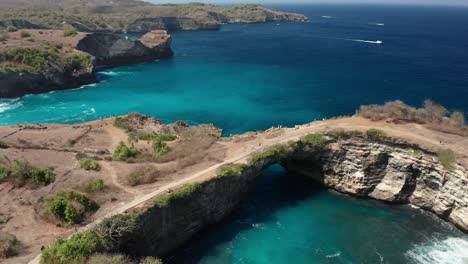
76, 30, 173, 66
285, 136, 468, 232
119, 134, 466, 258
0, 61, 96, 98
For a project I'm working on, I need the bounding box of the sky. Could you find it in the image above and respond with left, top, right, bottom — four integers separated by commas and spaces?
147, 0, 468, 6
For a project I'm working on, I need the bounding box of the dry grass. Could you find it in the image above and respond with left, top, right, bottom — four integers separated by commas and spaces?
359, 100, 467, 136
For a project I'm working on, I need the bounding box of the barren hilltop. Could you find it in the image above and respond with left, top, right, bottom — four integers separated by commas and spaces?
0, 101, 466, 263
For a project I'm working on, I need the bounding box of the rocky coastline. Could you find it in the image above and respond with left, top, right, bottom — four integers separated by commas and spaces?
0, 30, 173, 98
118, 133, 467, 259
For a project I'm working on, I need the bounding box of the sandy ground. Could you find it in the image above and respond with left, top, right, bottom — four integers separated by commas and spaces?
0, 115, 466, 264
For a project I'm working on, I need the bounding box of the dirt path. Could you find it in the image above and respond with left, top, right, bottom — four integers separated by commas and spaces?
27, 117, 467, 264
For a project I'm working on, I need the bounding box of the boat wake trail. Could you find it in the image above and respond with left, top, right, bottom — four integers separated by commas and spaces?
348, 39, 383, 44
406, 237, 468, 264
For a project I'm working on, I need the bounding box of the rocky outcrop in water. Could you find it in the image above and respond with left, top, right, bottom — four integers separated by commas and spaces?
76, 30, 173, 66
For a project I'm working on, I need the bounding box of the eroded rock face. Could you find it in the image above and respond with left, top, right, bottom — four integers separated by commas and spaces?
127, 17, 221, 32
123, 136, 466, 258
0, 19, 45, 29
285, 137, 468, 232
76, 30, 173, 66
0, 64, 95, 98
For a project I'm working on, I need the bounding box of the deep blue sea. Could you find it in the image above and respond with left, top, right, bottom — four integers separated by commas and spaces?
1, 4, 468, 263
1, 4, 467, 135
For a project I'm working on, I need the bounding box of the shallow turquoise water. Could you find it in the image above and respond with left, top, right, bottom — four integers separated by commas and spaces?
1, 5, 467, 135
168, 165, 468, 264
1, 4, 467, 262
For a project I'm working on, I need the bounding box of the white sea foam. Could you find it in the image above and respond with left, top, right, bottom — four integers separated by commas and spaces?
0, 99, 22, 113
321, 16, 335, 19
370, 23, 385, 26
349, 39, 383, 44
406, 237, 468, 264
100, 71, 128, 77
325, 252, 341, 258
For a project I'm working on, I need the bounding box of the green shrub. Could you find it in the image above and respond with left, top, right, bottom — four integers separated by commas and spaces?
139, 257, 163, 264
0, 48, 59, 72
0, 141, 8, 149
63, 28, 78, 37
152, 138, 169, 158
41, 230, 107, 264
0, 232, 21, 258
114, 117, 132, 132
112, 142, 140, 161
80, 159, 99, 171
5, 26, 17, 32
155, 183, 202, 208
46, 190, 98, 224
20, 31, 31, 38
0, 165, 10, 182
250, 145, 291, 163
218, 164, 246, 178
95, 214, 138, 248
9, 160, 31, 180
0, 159, 54, 186
438, 150, 456, 171
137, 132, 176, 142
81, 178, 105, 193
29, 168, 55, 186
300, 133, 328, 145
366, 128, 386, 139
63, 53, 92, 68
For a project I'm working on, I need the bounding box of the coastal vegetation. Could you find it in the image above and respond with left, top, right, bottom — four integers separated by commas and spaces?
250, 144, 293, 164
359, 100, 467, 135
300, 133, 328, 145
126, 166, 159, 186
0, 158, 55, 186
155, 183, 202, 208
80, 178, 105, 193
46, 190, 99, 225
218, 164, 247, 178
0, 47, 92, 73
112, 142, 140, 161
365, 128, 386, 140
63, 28, 77, 37
0, 232, 20, 259
41, 213, 149, 263
438, 150, 456, 171
80, 159, 99, 171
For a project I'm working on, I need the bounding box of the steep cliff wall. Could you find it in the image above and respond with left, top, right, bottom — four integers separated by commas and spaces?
0, 63, 95, 98
76, 30, 173, 66
120, 134, 466, 258
284, 136, 468, 232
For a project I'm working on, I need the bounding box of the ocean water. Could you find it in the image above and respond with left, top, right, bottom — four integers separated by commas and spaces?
1, 4, 468, 262
1, 5, 467, 135
167, 165, 468, 264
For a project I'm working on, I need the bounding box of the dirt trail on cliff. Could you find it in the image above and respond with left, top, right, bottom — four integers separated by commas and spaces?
25, 116, 468, 264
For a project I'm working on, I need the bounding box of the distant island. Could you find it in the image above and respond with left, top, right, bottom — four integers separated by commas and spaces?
0, 0, 307, 98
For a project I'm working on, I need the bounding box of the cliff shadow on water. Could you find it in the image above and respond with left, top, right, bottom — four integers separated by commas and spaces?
165, 164, 326, 263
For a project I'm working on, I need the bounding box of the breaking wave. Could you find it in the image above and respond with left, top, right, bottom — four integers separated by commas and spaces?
370, 23, 385, 26
0, 99, 22, 113
406, 237, 468, 264
321, 16, 335, 19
